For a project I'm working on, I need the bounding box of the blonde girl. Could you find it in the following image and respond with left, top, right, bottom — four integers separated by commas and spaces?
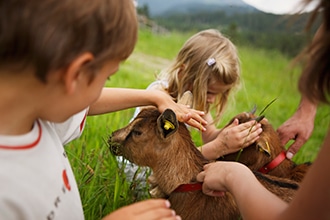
127, 29, 262, 198
138, 29, 262, 160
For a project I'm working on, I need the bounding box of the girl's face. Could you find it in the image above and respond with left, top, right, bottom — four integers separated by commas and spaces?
206, 80, 232, 104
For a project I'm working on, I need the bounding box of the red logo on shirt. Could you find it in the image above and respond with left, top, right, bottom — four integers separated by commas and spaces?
62, 169, 71, 191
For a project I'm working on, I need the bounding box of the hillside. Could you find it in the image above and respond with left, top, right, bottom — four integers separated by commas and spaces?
137, 2, 321, 58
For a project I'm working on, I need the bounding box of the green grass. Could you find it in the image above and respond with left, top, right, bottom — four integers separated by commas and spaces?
66, 28, 330, 219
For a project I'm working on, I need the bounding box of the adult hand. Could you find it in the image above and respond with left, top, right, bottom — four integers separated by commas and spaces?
102, 199, 181, 220
277, 98, 316, 159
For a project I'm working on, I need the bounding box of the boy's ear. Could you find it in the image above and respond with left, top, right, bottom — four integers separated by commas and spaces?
65, 52, 94, 94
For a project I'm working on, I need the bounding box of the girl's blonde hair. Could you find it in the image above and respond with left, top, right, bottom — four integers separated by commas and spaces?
159, 29, 240, 124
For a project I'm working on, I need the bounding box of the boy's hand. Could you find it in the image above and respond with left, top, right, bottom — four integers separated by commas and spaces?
172, 104, 207, 131
155, 91, 207, 131
102, 199, 181, 220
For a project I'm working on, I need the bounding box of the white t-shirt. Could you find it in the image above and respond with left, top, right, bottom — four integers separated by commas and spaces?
132, 80, 168, 119
0, 110, 87, 220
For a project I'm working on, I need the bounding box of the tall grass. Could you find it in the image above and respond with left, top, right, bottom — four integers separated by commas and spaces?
66, 29, 330, 219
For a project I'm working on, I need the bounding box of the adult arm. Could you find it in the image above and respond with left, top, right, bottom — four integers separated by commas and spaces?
277, 25, 323, 159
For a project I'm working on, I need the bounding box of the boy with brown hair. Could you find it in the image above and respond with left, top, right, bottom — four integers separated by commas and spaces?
0, 0, 205, 219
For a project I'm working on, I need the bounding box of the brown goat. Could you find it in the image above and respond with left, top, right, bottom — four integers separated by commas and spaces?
218, 111, 311, 182
109, 107, 300, 220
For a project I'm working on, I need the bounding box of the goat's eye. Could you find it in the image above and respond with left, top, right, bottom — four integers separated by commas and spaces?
125, 129, 142, 141
132, 130, 142, 136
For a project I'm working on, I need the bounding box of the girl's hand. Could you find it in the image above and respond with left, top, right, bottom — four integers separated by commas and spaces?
214, 119, 262, 156
102, 199, 181, 220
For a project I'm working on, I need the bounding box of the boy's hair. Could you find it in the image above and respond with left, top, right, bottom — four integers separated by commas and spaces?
160, 29, 240, 124
299, 0, 330, 105
0, 0, 138, 82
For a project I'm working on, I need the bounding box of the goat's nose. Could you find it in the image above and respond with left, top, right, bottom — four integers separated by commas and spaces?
108, 135, 123, 156
109, 141, 123, 156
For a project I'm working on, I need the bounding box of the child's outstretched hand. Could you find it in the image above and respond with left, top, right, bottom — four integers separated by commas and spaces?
172, 104, 207, 131
102, 199, 181, 220
155, 91, 207, 131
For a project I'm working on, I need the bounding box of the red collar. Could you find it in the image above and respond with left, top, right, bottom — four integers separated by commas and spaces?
173, 182, 203, 193
258, 150, 286, 174
0, 121, 42, 150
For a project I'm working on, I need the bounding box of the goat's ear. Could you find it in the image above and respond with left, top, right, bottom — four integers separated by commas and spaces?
178, 91, 193, 107
256, 140, 271, 157
157, 109, 178, 139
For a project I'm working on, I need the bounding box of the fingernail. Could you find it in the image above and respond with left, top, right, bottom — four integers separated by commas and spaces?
172, 210, 176, 216
176, 215, 182, 220
286, 152, 293, 160
165, 200, 171, 208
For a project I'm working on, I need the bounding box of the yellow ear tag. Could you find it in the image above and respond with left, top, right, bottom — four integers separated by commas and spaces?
164, 120, 175, 130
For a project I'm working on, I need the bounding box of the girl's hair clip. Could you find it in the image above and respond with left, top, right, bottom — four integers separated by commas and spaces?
207, 58, 216, 66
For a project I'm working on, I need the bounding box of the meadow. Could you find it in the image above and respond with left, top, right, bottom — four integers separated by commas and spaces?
66, 29, 330, 220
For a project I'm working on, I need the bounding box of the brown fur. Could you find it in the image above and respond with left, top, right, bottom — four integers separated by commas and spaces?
219, 112, 311, 182
109, 107, 300, 220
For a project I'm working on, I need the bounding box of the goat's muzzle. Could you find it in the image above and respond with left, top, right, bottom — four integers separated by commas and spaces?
108, 135, 123, 156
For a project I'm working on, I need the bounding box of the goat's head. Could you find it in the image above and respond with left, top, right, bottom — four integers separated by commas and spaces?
108, 107, 195, 169
220, 110, 284, 171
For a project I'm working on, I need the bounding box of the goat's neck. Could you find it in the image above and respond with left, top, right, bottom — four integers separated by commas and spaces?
152, 137, 206, 195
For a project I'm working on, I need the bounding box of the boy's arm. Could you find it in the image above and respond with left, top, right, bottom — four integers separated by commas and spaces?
88, 88, 207, 130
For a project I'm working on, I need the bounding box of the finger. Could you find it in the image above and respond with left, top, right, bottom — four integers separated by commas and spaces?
196, 171, 205, 182
132, 199, 171, 214
203, 163, 211, 170
188, 119, 207, 131
250, 124, 262, 136
243, 135, 260, 148
230, 118, 239, 127
180, 114, 207, 131
137, 208, 178, 220
237, 120, 257, 132
286, 138, 305, 159
277, 131, 292, 146
163, 216, 182, 220
202, 187, 226, 197
210, 190, 226, 197
242, 127, 262, 147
